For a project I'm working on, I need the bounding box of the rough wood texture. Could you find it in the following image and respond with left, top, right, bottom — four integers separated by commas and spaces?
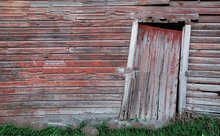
120, 20, 138, 120
127, 25, 182, 123
178, 25, 191, 114
0, 0, 220, 126
186, 3, 220, 115
0, 0, 170, 6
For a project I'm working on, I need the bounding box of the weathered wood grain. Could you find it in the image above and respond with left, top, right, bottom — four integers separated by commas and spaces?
190, 43, 220, 50
0, 33, 130, 41
0, 73, 125, 82
191, 30, 220, 37
0, 54, 128, 61
199, 15, 220, 23
187, 98, 220, 106
127, 24, 182, 122
0, 93, 123, 102
120, 20, 138, 120
188, 77, 220, 85
189, 50, 220, 58
0, 0, 170, 6
186, 71, 220, 78
170, 1, 220, 8
188, 64, 220, 71
0, 27, 131, 34
0, 0, 220, 126
186, 104, 220, 114
0, 40, 130, 48
189, 57, 220, 64
187, 91, 219, 99
0, 108, 121, 117
0, 80, 124, 88
0, 87, 124, 95
187, 84, 220, 92
190, 37, 220, 43
0, 101, 122, 110
178, 25, 191, 114
191, 23, 220, 30
0, 60, 127, 68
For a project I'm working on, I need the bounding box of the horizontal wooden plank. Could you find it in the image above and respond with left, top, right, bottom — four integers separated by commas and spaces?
191, 30, 220, 37
0, 0, 169, 7
0, 20, 133, 28
0, 73, 125, 82
0, 101, 121, 109
170, 1, 220, 8
187, 84, 220, 92
188, 77, 220, 84
0, 108, 120, 117
188, 63, 220, 71
0, 67, 119, 74
0, 87, 124, 95
0, 47, 69, 54
68, 47, 128, 54
0, 54, 128, 61
0, 47, 128, 55
0, 7, 106, 14
0, 33, 130, 41
0, 27, 131, 34
189, 57, 220, 64
0, 5, 218, 26
191, 23, 220, 30
187, 98, 220, 106
199, 15, 220, 23
190, 37, 220, 43
0, 80, 124, 88
187, 91, 219, 99
0, 93, 123, 102
189, 50, 220, 58
0, 40, 130, 48
190, 43, 220, 50
0, 60, 127, 68
186, 104, 220, 114
0, 13, 129, 21
186, 70, 220, 78
192, 23, 220, 30
0, 5, 218, 15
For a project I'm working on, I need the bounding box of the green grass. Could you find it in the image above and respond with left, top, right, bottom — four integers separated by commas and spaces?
0, 117, 219, 136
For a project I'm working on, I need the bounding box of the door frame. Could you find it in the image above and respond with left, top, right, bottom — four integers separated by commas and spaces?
119, 20, 191, 120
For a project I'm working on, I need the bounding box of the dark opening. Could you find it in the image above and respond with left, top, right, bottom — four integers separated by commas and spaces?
139, 22, 185, 31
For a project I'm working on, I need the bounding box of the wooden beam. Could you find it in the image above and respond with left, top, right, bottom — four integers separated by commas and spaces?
119, 20, 138, 120
0, 0, 170, 7
178, 25, 191, 114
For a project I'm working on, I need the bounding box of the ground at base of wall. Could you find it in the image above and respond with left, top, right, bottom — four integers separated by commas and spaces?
0, 116, 219, 136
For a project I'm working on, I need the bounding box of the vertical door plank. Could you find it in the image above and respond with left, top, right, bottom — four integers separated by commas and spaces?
170, 33, 182, 119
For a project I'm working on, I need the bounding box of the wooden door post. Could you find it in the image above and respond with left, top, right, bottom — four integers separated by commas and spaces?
178, 25, 191, 114
119, 20, 138, 120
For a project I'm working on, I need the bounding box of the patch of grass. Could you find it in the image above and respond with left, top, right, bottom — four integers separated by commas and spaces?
0, 116, 219, 136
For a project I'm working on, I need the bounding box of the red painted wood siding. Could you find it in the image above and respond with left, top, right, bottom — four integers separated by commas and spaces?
0, 0, 219, 126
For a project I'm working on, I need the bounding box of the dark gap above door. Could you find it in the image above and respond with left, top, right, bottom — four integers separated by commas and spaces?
139, 22, 185, 31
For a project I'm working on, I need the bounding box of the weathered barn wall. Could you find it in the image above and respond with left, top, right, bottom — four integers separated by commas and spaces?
186, 10, 220, 115
0, 0, 219, 126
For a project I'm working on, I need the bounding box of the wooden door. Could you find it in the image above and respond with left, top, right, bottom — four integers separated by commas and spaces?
120, 23, 182, 124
